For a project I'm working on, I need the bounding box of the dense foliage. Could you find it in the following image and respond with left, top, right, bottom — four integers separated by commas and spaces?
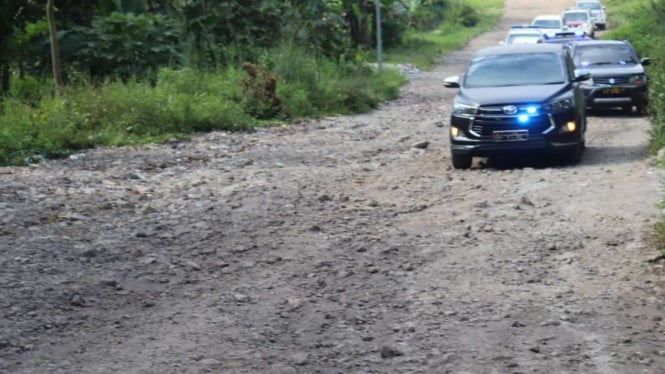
0, 0, 500, 165
602, 0, 665, 152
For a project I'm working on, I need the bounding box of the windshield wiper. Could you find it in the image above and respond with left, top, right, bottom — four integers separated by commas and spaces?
542, 81, 565, 85
587, 61, 617, 66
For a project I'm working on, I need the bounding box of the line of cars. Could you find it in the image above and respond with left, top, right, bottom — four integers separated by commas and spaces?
502, 0, 604, 45
442, 0, 652, 169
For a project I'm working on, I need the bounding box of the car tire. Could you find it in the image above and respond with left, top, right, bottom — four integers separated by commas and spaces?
452, 154, 472, 169
561, 142, 583, 165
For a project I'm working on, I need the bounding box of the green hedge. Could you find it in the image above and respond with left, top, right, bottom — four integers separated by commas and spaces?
603, 0, 665, 152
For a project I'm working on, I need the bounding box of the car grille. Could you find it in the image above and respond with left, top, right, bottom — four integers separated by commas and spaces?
470, 106, 552, 138
594, 76, 630, 85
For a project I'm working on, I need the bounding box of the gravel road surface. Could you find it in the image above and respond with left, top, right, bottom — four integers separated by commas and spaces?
2, 0, 665, 373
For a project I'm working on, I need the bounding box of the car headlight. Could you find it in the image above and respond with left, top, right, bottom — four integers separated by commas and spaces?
453, 99, 478, 117
544, 97, 574, 114
629, 74, 647, 86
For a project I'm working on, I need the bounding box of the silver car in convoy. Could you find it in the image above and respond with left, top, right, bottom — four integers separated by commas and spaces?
562, 8, 595, 38
576, 0, 606, 30
502, 26, 545, 45
531, 15, 566, 35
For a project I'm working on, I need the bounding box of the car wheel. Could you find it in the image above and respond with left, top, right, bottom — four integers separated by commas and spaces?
561, 142, 583, 165
622, 105, 634, 114
452, 154, 472, 169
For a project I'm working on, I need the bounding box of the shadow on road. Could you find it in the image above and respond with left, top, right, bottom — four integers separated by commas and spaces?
475, 144, 649, 170
580, 144, 650, 166
588, 108, 648, 118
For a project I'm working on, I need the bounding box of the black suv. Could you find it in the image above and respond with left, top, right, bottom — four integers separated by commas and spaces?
443, 43, 589, 169
569, 40, 651, 113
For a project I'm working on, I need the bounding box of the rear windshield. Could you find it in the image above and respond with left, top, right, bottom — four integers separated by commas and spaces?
533, 19, 561, 28
563, 12, 589, 22
506, 34, 542, 44
465, 52, 566, 88
574, 45, 637, 66
577, 2, 602, 10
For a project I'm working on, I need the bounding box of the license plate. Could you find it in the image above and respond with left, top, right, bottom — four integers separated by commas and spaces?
493, 130, 528, 141
602, 87, 624, 95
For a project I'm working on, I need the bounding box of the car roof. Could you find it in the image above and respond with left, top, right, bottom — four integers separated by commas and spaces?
533, 15, 562, 20
507, 29, 543, 35
476, 43, 565, 56
572, 40, 628, 47
564, 9, 590, 13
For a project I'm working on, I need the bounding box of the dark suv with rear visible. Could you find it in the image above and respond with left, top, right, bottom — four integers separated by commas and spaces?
443, 43, 589, 169
570, 40, 651, 114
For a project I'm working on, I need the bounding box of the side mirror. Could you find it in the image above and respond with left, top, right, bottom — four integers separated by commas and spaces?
574, 70, 591, 82
641, 57, 652, 66
443, 76, 460, 88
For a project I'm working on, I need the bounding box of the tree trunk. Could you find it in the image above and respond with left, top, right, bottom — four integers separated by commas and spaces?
346, 0, 371, 48
46, 0, 64, 93
0, 63, 9, 97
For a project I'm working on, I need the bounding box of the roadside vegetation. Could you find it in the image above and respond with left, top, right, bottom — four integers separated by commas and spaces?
602, 0, 665, 253
384, 0, 504, 69
602, 0, 665, 153
0, 0, 503, 166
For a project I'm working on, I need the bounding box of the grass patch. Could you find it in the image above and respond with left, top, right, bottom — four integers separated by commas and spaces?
651, 209, 665, 256
605, 0, 665, 256
601, 0, 665, 153
384, 0, 504, 69
0, 47, 405, 166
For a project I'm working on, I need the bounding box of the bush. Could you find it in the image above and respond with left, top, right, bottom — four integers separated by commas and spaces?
0, 49, 405, 165
8, 76, 47, 106
65, 13, 182, 80
408, 0, 450, 32
603, 0, 665, 153
269, 45, 405, 118
0, 68, 256, 164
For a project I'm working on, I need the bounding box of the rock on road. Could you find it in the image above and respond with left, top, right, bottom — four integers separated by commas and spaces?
2, 0, 665, 373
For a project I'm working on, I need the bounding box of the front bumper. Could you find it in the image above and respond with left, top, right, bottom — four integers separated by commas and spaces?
582, 84, 647, 108
449, 110, 583, 158
591, 16, 606, 26
451, 139, 581, 157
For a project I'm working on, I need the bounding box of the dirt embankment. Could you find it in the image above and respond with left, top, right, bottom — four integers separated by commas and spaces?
2, 0, 665, 373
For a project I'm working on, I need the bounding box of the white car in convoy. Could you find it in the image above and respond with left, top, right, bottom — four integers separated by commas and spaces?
562, 9, 595, 38
501, 26, 544, 45
575, 0, 606, 30
531, 15, 566, 35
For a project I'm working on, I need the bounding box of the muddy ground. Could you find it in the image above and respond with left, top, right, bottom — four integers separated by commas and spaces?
2, 0, 665, 373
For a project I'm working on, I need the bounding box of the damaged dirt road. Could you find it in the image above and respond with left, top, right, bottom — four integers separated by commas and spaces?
2, 0, 665, 373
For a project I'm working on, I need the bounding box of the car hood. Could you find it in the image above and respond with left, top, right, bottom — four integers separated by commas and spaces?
458, 84, 569, 106
584, 64, 645, 76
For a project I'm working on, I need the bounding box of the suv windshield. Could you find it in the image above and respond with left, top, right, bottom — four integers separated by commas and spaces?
574, 45, 637, 66
563, 12, 589, 22
576, 2, 602, 10
533, 20, 561, 28
464, 52, 566, 88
